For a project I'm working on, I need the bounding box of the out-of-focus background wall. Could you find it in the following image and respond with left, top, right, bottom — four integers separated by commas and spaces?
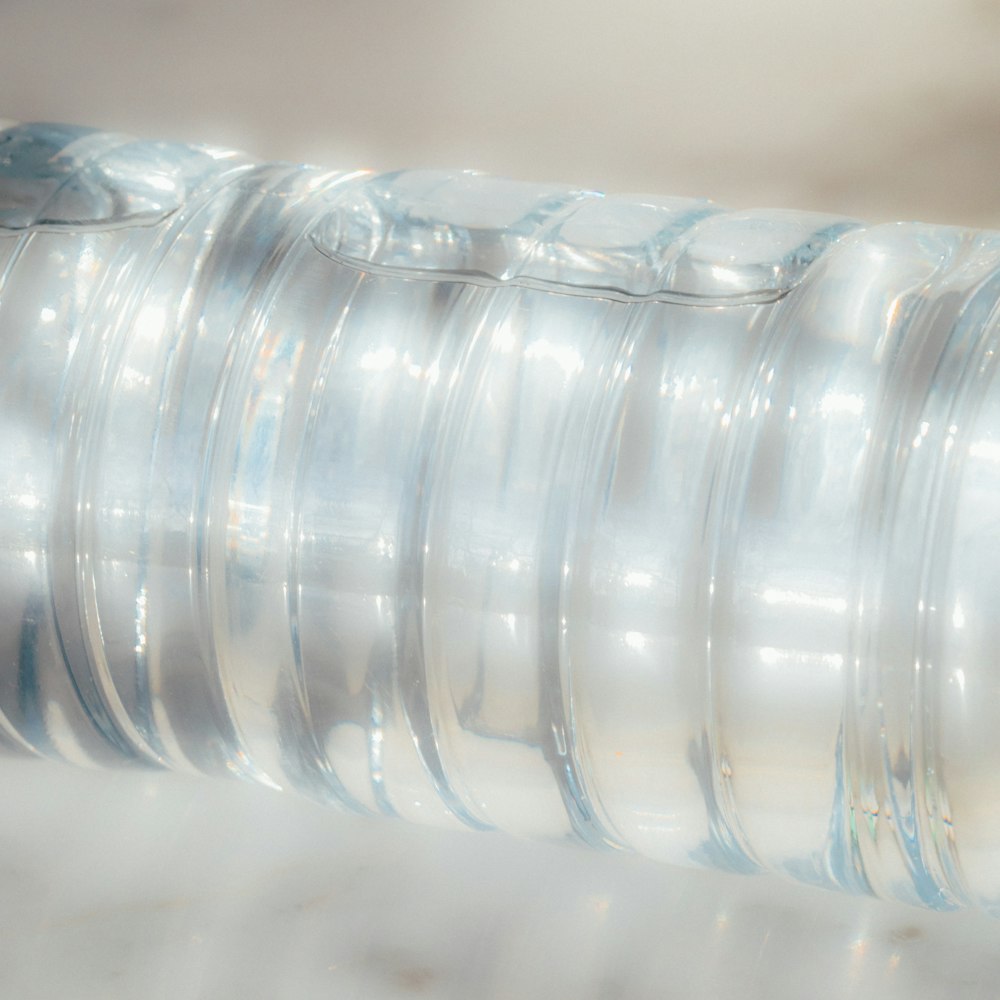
3, 0, 1000, 226
2, 2, 1000, 997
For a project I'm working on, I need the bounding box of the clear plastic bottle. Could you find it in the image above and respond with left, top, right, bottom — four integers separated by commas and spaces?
2, 121, 999, 912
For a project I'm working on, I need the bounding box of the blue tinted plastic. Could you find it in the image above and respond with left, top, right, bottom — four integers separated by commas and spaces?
2, 121, 1000, 913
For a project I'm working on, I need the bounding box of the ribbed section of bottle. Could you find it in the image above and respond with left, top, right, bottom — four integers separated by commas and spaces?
3, 123, 1000, 912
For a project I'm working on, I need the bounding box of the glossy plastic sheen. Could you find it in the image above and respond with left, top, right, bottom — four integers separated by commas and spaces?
2, 123, 1000, 913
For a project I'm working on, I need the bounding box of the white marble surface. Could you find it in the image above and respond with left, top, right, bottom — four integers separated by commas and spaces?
2, 1, 1000, 996
1, 758, 999, 1000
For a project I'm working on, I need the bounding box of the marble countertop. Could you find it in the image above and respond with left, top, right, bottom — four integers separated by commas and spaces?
2, 759, 998, 1000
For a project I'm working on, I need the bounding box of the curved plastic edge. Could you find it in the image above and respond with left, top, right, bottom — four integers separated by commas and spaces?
0, 122, 240, 233
310, 169, 864, 305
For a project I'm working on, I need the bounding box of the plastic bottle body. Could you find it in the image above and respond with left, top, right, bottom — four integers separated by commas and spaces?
2, 123, 1000, 912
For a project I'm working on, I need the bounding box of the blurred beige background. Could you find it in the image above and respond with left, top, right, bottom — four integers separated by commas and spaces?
2, 0, 999, 226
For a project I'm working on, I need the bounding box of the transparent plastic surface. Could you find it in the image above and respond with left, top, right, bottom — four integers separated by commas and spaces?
2, 122, 1000, 912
